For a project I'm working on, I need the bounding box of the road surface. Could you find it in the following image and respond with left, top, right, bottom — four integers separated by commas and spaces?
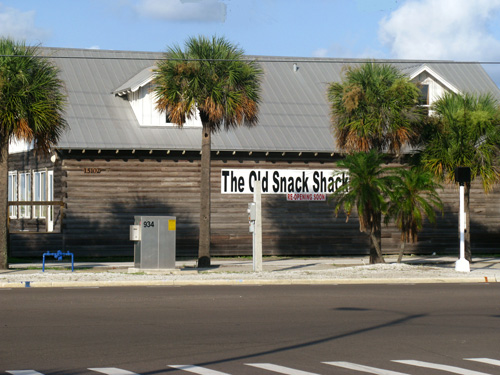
2, 284, 500, 374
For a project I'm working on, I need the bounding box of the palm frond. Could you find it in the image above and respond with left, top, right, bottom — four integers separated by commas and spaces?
153, 35, 263, 133
328, 62, 422, 154
0, 38, 67, 153
420, 92, 500, 192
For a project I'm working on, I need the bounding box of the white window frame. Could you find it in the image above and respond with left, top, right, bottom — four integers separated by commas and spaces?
9, 170, 55, 225
18, 171, 31, 219
33, 170, 47, 219
8, 171, 17, 218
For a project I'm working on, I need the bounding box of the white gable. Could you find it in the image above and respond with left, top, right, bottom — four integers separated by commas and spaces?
9, 138, 34, 154
115, 71, 202, 128
410, 65, 460, 108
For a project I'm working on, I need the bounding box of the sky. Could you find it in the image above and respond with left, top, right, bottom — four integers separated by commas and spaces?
2, 0, 500, 85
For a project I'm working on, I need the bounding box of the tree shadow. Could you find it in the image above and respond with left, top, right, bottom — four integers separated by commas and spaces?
263, 194, 370, 256
265, 180, 500, 258
65, 197, 198, 258
140, 312, 426, 374
21, 310, 425, 375
10, 196, 198, 259
394, 201, 500, 258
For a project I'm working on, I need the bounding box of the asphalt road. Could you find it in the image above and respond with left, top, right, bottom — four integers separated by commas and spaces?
2, 284, 500, 374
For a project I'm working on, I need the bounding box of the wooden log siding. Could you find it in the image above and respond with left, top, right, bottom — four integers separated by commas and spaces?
9, 151, 500, 258
8, 151, 64, 255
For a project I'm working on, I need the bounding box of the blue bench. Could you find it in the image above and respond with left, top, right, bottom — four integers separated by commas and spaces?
42, 250, 74, 272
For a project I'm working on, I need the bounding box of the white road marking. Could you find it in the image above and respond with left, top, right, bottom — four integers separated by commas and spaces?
246, 363, 320, 374
393, 360, 492, 375
168, 365, 231, 374
466, 358, 500, 367
323, 361, 411, 375
7, 357, 499, 375
88, 368, 139, 375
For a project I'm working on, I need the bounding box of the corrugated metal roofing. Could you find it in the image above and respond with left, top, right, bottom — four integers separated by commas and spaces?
113, 66, 154, 95
42, 48, 500, 153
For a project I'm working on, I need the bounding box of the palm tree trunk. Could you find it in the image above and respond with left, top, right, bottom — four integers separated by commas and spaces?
0, 138, 9, 269
397, 240, 405, 263
369, 212, 385, 264
464, 182, 471, 262
198, 123, 211, 267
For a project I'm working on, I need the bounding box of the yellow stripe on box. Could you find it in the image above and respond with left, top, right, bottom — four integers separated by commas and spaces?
168, 220, 176, 231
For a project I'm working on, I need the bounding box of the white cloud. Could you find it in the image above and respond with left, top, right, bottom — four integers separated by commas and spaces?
0, 4, 50, 42
312, 48, 328, 58
379, 0, 500, 61
136, 0, 226, 22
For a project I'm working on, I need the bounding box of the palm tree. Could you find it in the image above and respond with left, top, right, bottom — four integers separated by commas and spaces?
0, 39, 67, 269
419, 92, 500, 261
153, 36, 262, 267
385, 167, 443, 263
330, 150, 395, 263
328, 62, 424, 155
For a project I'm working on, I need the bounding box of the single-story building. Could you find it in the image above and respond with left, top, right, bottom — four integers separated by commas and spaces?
8, 47, 500, 258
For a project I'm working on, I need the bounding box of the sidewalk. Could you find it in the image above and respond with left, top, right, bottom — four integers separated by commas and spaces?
1, 256, 500, 288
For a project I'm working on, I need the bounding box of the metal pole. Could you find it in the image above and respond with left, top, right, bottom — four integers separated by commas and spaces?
253, 181, 263, 272
456, 184, 470, 272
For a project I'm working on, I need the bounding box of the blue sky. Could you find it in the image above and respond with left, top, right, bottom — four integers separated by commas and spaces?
2, 0, 500, 84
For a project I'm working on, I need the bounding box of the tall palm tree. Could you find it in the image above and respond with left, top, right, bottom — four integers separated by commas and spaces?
330, 150, 395, 263
328, 62, 424, 155
419, 92, 500, 261
153, 36, 262, 267
385, 167, 443, 263
0, 39, 67, 269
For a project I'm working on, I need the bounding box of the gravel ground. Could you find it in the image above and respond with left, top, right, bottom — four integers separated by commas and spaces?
1, 263, 499, 285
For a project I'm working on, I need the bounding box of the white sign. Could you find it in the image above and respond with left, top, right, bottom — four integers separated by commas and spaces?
286, 193, 327, 201
221, 169, 349, 195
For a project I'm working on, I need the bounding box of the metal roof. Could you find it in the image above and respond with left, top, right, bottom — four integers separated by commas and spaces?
113, 66, 155, 96
41, 48, 500, 153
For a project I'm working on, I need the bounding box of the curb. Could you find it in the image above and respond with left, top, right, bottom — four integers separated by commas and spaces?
0, 276, 497, 288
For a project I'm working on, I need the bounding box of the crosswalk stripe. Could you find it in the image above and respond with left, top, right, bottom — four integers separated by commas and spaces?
88, 368, 139, 375
466, 358, 500, 367
168, 365, 231, 374
6, 358, 500, 375
246, 363, 320, 374
393, 360, 493, 375
323, 361, 410, 374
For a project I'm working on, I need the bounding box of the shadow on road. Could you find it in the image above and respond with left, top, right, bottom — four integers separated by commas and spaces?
141, 312, 427, 374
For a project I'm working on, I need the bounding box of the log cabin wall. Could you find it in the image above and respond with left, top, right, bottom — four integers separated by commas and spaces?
57, 151, 359, 258
8, 151, 63, 256
8, 150, 500, 258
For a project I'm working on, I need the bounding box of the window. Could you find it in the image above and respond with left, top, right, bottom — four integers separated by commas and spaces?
19, 172, 31, 218
419, 84, 429, 106
34, 171, 47, 218
8, 172, 17, 218
9, 170, 54, 222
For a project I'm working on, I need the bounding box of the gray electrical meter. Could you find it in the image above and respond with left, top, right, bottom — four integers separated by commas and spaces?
130, 215, 176, 269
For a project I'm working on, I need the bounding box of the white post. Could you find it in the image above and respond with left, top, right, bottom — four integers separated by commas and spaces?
253, 181, 263, 272
456, 184, 470, 272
